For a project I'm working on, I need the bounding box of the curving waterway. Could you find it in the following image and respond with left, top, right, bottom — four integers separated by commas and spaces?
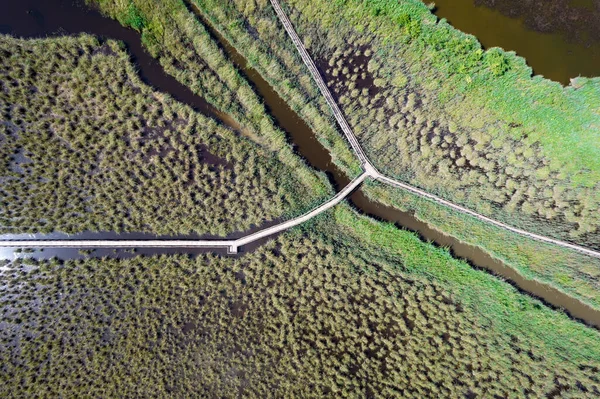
2, 0, 600, 329
431, 0, 600, 84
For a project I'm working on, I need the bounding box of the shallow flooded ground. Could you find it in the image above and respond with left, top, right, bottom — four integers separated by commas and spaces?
431, 0, 600, 84
183, 1, 346, 187
2, 0, 600, 328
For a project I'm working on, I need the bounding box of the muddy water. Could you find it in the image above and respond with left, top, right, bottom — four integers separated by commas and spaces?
0, 0, 241, 130
431, 0, 600, 84
2, 0, 600, 327
350, 191, 600, 328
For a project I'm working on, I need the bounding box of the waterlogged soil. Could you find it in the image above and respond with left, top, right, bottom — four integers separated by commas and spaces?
0, 218, 285, 260
0, 247, 226, 262
431, 0, 600, 84
2, 0, 600, 328
192, 5, 600, 329
349, 190, 600, 329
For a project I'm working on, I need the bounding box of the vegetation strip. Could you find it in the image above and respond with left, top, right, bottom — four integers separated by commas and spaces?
1, 0, 598, 326
2, 208, 600, 397
268, 0, 600, 260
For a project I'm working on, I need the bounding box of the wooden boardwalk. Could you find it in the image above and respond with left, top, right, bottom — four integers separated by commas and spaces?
0, 173, 369, 254
0, 1, 598, 260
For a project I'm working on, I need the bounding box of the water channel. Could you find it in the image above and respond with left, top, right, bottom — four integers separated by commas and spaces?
431, 0, 600, 84
2, 0, 600, 329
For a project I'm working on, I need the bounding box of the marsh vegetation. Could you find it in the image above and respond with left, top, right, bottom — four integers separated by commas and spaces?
288, 0, 600, 249
169, 0, 600, 317
183, 0, 594, 237
365, 179, 600, 310
0, 34, 329, 236
84, 0, 364, 176
2, 2, 600, 394
185, 0, 600, 246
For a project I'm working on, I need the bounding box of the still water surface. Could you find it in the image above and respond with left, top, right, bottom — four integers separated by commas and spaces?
431, 0, 600, 84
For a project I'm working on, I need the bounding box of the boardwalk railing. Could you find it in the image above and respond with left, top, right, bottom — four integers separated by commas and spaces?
1, 2, 599, 260
269, 0, 370, 167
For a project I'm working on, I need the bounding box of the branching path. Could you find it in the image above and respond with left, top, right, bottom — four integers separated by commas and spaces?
1, 1, 599, 261
268, 0, 600, 259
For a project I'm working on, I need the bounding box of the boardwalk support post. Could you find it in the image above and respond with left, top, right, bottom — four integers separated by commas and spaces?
227, 245, 239, 254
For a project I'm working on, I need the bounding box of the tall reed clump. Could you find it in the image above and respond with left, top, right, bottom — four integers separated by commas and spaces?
2, 205, 600, 397
87, 0, 358, 179
279, 0, 600, 248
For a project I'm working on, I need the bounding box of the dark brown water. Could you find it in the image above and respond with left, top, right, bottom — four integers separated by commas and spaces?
190, 2, 600, 329
2, 0, 600, 328
431, 0, 600, 84
0, 0, 242, 130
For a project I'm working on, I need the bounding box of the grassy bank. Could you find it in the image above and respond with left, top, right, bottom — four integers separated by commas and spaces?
1, 206, 599, 397
186, 0, 600, 243
0, 34, 330, 236
362, 180, 600, 309
177, 0, 600, 311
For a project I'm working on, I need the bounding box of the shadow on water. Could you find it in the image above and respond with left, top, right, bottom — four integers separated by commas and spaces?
431, 0, 600, 84
2, 0, 600, 328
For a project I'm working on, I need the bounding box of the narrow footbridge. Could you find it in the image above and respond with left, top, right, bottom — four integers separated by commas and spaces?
268, 0, 600, 259
0, 173, 369, 254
